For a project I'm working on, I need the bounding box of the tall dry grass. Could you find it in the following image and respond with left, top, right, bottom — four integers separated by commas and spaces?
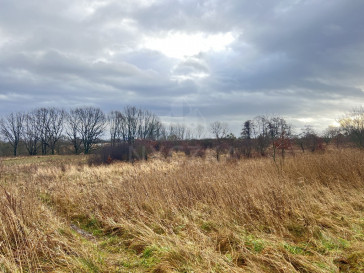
0, 150, 363, 272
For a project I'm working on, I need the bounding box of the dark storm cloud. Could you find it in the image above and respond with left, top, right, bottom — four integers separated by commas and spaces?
1, 0, 364, 134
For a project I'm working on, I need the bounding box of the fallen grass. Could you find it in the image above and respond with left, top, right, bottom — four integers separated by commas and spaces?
0, 149, 363, 272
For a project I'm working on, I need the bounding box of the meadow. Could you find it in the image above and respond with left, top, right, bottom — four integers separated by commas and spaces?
0, 150, 363, 272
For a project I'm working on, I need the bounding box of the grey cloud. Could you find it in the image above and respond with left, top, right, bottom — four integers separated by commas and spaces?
1, 0, 364, 135
173, 56, 210, 77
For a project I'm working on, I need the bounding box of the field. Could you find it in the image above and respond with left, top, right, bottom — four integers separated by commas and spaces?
0, 150, 363, 272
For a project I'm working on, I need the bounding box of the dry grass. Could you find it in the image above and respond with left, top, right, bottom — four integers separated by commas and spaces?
0, 150, 363, 272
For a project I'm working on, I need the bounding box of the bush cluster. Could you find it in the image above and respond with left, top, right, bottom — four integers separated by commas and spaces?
89, 141, 153, 165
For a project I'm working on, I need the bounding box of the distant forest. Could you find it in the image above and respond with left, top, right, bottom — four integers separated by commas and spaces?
1, 105, 364, 158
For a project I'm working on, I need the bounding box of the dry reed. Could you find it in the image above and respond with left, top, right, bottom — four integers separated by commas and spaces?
0, 150, 363, 272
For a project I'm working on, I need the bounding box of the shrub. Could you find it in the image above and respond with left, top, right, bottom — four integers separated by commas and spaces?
89, 141, 152, 165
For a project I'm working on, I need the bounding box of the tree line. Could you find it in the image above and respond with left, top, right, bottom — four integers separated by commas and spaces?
236, 107, 364, 157
1, 105, 364, 157
0, 106, 206, 156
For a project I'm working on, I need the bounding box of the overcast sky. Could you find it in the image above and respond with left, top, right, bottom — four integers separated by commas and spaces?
1, 0, 364, 135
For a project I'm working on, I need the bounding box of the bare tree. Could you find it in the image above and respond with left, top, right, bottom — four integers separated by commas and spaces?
47, 108, 65, 154
28, 108, 66, 155
184, 127, 192, 140
267, 116, 292, 160
252, 116, 270, 155
209, 121, 229, 161
160, 125, 168, 140
251, 115, 291, 157
210, 121, 228, 139
124, 106, 141, 144
109, 110, 126, 145
339, 107, 364, 148
168, 124, 178, 140
152, 120, 163, 140
299, 125, 322, 152
137, 110, 163, 140
74, 107, 106, 154
22, 112, 40, 155
195, 124, 205, 139
323, 125, 343, 148
267, 116, 291, 140
109, 107, 163, 145
66, 110, 83, 154
166, 123, 190, 140
0, 112, 24, 156
175, 124, 186, 140
34, 108, 51, 155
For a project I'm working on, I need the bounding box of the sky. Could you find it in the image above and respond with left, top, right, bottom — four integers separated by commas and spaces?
1, 0, 364, 136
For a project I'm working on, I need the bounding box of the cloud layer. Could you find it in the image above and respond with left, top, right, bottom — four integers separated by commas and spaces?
1, 0, 364, 134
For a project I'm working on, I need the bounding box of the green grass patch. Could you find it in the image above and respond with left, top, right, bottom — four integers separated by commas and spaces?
99, 236, 124, 253
244, 235, 265, 253
283, 243, 308, 255
73, 215, 104, 236
139, 246, 160, 268
78, 258, 100, 273
321, 236, 349, 251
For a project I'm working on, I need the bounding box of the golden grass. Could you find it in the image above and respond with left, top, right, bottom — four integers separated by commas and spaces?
0, 150, 363, 272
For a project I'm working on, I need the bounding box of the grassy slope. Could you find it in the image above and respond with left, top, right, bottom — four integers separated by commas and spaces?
0, 150, 363, 272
